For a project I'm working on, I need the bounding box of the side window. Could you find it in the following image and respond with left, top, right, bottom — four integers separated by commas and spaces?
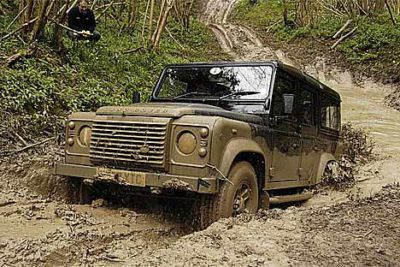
321, 95, 339, 130
299, 88, 315, 125
271, 73, 296, 119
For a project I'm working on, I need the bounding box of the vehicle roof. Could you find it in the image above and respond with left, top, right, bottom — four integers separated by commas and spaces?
164, 61, 341, 101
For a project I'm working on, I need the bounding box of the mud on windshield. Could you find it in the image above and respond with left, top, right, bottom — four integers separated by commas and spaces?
154, 65, 273, 102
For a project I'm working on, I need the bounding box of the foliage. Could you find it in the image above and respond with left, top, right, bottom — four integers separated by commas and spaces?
0, 13, 222, 148
338, 16, 400, 63
232, 0, 400, 64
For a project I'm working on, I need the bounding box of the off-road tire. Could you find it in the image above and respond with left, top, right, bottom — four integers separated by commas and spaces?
194, 161, 259, 229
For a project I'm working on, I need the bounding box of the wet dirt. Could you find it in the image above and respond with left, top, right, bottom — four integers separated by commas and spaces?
1, 0, 400, 266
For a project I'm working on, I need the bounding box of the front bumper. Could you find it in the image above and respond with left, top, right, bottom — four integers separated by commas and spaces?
54, 162, 217, 194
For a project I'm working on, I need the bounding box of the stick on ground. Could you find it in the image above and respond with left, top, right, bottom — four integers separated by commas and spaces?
331, 26, 358, 50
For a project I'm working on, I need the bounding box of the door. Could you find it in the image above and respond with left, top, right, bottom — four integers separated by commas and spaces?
270, 71, 301, 181
298, 86, 319, 181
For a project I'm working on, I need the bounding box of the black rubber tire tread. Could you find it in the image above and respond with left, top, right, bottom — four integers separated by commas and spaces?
193, 161, 259, 229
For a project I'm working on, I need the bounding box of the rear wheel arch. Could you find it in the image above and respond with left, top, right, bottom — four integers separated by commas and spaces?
316, 153, 337, 184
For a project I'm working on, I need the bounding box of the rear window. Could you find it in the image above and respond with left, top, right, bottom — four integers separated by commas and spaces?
321, 95, 339, 130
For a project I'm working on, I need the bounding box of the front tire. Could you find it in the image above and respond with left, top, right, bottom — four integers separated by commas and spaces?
194, 161, 259, 229
219, 161, 259, 218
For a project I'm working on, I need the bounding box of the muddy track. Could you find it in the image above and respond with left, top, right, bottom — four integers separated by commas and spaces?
1, 1, 400, 266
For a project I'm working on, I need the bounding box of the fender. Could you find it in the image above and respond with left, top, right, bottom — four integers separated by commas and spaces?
315, 152, 336, 184
218, 138, 265, 177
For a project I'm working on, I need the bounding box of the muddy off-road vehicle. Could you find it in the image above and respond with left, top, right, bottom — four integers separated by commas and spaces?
55, 61, 341, 228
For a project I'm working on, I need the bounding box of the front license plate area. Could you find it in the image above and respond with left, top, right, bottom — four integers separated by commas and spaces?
97, 168, 146, 187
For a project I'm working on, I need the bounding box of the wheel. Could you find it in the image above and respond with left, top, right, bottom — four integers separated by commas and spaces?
218, 161, 259, 218
193, 161, 259, 229
322, 160, 340, 185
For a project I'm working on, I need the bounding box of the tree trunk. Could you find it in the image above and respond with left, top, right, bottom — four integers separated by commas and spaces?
53, 0, 69, 53
282, 0, 289, 26
128, 0, 137, 29
30, 0, 51, 42
148, 0, 155, 41
152, 0, 175, 49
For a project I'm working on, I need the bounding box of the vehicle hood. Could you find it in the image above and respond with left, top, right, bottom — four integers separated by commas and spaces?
96, 103, 263, 124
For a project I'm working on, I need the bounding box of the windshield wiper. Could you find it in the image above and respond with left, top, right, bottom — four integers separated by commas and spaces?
173, 92, 210, 100
218, 91, 260, 101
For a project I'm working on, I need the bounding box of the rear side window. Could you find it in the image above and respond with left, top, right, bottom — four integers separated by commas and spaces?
299, 88, 315, 125
321, 95, 339, 130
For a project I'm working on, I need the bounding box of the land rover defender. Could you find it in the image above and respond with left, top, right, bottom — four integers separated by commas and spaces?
54, 61, 341, 228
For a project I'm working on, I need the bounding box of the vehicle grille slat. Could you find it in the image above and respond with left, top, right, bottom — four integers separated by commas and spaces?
91, 136, 165, 145
91, 134, 165, 141
91, 146, 164, 154
90, 120, 168, 168
91, 150, 164, 159
92, 128, 166, 136
90, 154, 163, 164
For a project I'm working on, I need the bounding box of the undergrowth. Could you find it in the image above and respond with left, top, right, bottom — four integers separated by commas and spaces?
231, 0, 400, 77
0, 14, 224, 149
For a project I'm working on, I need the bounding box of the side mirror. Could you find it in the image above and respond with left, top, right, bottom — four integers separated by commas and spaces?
283, 94, 294, 114
132, 92, 141, 104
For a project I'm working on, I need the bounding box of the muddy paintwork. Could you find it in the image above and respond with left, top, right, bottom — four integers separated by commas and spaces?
54, 61, 341, 195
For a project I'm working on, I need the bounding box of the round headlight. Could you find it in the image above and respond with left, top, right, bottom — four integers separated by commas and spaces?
78, 126, 92, 147
68, 121, 75, 130
177, 131, 197, 155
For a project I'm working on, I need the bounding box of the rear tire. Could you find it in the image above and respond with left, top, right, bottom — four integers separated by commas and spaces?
193, 161, 259, 229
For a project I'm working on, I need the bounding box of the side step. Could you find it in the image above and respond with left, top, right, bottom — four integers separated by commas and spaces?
269, 192, 313, 205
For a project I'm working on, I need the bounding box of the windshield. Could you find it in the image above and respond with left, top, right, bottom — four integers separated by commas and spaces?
155, 65, 273, 101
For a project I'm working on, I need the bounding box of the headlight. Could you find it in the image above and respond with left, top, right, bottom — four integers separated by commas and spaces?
78, 126, 92, 147
177, 131, 197, 155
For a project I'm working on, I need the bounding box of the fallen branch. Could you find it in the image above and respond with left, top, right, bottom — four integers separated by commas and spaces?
0, 137, 55, 156
5, 48, 34, 67
331, 26, 358, 50
14, 131, 29, 146
332, 19, 352, 39
0, 17, 38, 42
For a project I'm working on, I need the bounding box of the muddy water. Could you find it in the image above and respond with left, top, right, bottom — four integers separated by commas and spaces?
200, 0, 400, 203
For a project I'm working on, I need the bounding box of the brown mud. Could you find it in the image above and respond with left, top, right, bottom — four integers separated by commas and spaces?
1, 0, 400, 266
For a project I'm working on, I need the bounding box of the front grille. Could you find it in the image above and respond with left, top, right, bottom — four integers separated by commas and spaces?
90, 120, 168, 168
